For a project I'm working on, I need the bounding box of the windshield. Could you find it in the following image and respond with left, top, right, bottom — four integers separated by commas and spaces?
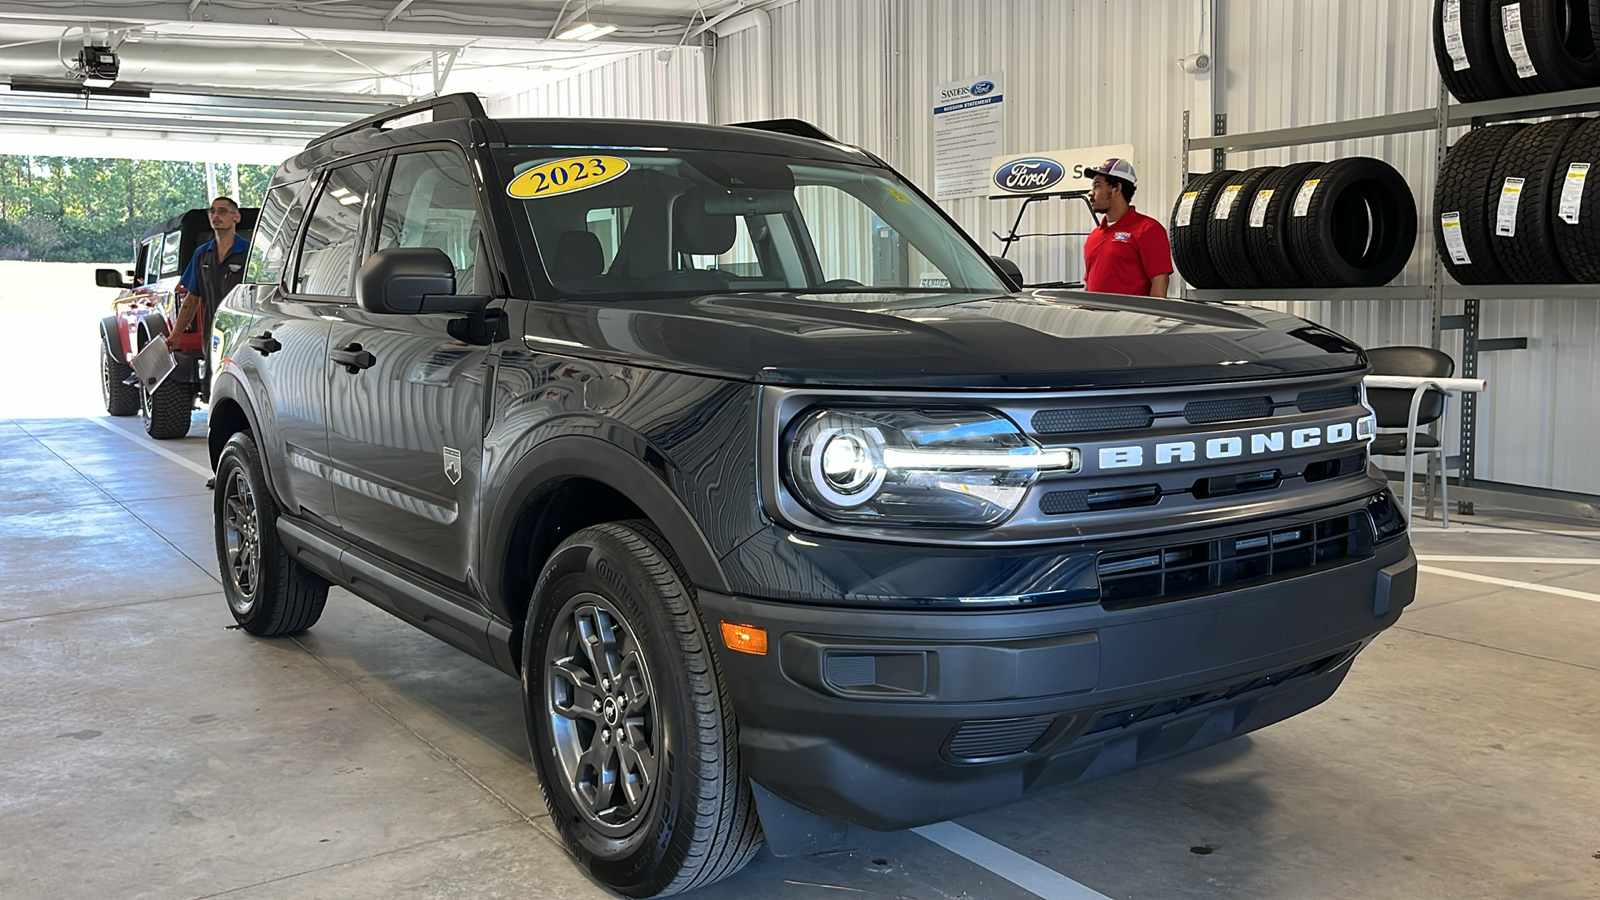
494, 147, 1007, 300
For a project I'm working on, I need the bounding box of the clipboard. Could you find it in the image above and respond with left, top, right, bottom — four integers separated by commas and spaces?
130, 337, 176, 393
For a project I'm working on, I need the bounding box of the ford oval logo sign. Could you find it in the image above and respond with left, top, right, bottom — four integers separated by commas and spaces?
970, 80, 996, 96
993, 157, 1066, 193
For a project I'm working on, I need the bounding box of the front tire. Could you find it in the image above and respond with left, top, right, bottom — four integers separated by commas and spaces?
214, 431, 328, 636
524, 522, 761, 897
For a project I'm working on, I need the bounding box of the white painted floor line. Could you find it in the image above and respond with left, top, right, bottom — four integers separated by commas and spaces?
1418, 565, 1600, 604
1417, 556, 1600, 565
912, 822, 1114, 900
89, 417, 213, 479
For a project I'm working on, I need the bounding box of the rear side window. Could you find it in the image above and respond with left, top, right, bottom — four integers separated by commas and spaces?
245, 182, 305, 285
293, 159, 380, 297
141, 237, 161, 284
159, 230, 183, 277
376, 150, 481, 292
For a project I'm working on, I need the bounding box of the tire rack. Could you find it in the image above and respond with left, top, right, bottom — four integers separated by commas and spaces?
1178, 84, 1600, 520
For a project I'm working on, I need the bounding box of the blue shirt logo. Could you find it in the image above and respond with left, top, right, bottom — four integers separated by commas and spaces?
993, 158, 1066, 193
970, 80, 996, 96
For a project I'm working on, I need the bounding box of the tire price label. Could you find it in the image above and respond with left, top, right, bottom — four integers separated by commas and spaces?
1502, 4, 1538, 79
1248, 189, 1274, 227
1496, 176, 1525, 236
1213, 184, 1243, 219
1292, 179, 1320, 217
1442, 0, 1470, 71
1176, 191, 1199, 226
1440, 212, 1472, 265
1559, 162, 1590, 224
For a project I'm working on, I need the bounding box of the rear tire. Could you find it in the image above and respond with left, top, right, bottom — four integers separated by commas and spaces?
525, 521, 761, 897
142, 377, 195, 439
100, 336, 140, 417
214, 431, 328, 636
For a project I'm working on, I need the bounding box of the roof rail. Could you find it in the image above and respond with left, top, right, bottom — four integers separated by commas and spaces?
306, 92, 488, 149
729, 118, 837, 143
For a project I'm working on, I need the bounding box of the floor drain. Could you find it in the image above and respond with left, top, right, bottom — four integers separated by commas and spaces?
1190, 845, 1217, 855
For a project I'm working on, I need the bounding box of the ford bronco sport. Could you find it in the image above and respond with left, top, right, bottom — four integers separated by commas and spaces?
207, 94, 1417, 897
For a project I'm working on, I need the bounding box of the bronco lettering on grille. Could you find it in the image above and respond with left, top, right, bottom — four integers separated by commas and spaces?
1097, 420, 1361, 471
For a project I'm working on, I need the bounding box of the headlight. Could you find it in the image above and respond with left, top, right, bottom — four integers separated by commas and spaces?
784, 408, 1079, 527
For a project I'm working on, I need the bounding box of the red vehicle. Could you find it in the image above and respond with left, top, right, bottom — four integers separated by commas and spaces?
96, 207, 257, 438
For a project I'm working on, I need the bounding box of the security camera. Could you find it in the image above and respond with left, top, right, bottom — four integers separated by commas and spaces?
1179, 52, 1211, 75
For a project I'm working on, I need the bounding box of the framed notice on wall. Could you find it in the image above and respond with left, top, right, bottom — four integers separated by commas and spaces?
932, 72, 1004, 201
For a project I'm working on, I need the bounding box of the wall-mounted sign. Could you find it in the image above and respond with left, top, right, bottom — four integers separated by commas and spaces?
988, 144, 1136, 198
932, 72, 1005, 201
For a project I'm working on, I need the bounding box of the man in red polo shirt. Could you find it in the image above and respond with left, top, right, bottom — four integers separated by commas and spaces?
1082, 158, 1172, 297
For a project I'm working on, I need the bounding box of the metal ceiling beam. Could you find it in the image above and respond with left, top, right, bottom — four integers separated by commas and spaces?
0, 1, 698, 47
0, 82, 399, 140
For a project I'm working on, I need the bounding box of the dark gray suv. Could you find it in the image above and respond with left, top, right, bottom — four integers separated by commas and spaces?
208, 93, 1417, 897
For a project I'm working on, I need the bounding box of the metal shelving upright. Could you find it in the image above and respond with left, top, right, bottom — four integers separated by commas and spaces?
1178, 84, 1600, 519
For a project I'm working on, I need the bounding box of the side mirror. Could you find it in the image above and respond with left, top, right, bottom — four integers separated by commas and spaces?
989, 255, 1024, 291
96, 268, 129, 289
356, 247, 486, 315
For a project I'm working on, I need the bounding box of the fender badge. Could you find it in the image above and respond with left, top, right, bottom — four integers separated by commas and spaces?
443, 447, 462, 485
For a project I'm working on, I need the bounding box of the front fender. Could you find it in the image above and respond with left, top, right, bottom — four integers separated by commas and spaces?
209, 373, 287, 510
99, 316, 126, 359
483, 432, 732, 616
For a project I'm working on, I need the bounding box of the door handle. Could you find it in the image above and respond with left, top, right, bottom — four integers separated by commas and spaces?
330, 342, 376, 374
247, 332, 282, 356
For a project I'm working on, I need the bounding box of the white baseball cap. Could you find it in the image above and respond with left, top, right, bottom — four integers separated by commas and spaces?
1085, 157, 1138, 187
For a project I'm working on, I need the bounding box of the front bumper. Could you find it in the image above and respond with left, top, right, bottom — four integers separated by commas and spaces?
699, 536, 1415, 831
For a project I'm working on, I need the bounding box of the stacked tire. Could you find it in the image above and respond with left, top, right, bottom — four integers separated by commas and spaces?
1434, 0, 1600, 102
1170, 159, 1419, 289
1436, 115, 1600, 283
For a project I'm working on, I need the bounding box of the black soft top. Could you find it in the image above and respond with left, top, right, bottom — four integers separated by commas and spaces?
138, 207, 261, 243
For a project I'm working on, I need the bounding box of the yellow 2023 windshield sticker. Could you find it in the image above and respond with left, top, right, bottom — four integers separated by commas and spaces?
507, 156, 630, 199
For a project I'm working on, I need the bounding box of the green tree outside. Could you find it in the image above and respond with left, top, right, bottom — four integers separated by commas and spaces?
0, 157, 276, 263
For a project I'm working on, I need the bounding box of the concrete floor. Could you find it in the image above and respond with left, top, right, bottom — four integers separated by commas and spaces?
4, 411, 1600, 900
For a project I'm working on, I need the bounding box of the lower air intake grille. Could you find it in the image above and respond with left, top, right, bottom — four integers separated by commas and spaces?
1079, 648, 1356, 738
946, 716, 1055, 762
1096, 511, 1374, 608
1297, 385, 1359, 412
1184, 396, 1274, 424
1033, 406, 1154, 434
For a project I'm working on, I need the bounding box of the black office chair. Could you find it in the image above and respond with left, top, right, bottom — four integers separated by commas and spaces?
1366, 346, 1456, 526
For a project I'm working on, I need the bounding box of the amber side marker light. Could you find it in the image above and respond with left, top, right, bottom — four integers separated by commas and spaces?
720, 621, 768, 656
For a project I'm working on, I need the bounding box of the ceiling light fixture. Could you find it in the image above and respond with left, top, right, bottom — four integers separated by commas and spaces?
556, 22, 617, 41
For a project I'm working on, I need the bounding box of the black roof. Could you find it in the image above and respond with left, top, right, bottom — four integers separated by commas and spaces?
138, 207, 260, 242
275, 93, 874, 184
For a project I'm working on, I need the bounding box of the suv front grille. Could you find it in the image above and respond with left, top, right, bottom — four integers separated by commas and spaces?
1096, 511, 1374, 608
1183, 396, 1273, 424
1033, 405, 1154, 434
1296, 385, 1359, 412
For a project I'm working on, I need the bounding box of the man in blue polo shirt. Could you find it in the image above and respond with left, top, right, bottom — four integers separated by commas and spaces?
169, 196, 248, 346
1082, 158, 1173, 297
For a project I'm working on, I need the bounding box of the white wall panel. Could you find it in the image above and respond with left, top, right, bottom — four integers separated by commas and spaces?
485, 47, 709, 122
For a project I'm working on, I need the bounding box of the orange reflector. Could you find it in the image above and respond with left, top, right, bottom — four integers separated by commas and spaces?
720, 621, 768, 656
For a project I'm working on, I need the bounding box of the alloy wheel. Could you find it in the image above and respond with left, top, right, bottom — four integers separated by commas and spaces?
221, 468, 260, 614
545, 593, 661, 838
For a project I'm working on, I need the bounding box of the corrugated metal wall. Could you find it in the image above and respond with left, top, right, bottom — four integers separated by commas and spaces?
484, 46, 709, 122
483, 0, 1598, 496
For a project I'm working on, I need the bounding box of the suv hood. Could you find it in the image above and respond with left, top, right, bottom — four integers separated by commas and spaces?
522, 290, 1366, 390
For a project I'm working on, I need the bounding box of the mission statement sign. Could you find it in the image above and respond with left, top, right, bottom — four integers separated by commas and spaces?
932, 72, 1005, 201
